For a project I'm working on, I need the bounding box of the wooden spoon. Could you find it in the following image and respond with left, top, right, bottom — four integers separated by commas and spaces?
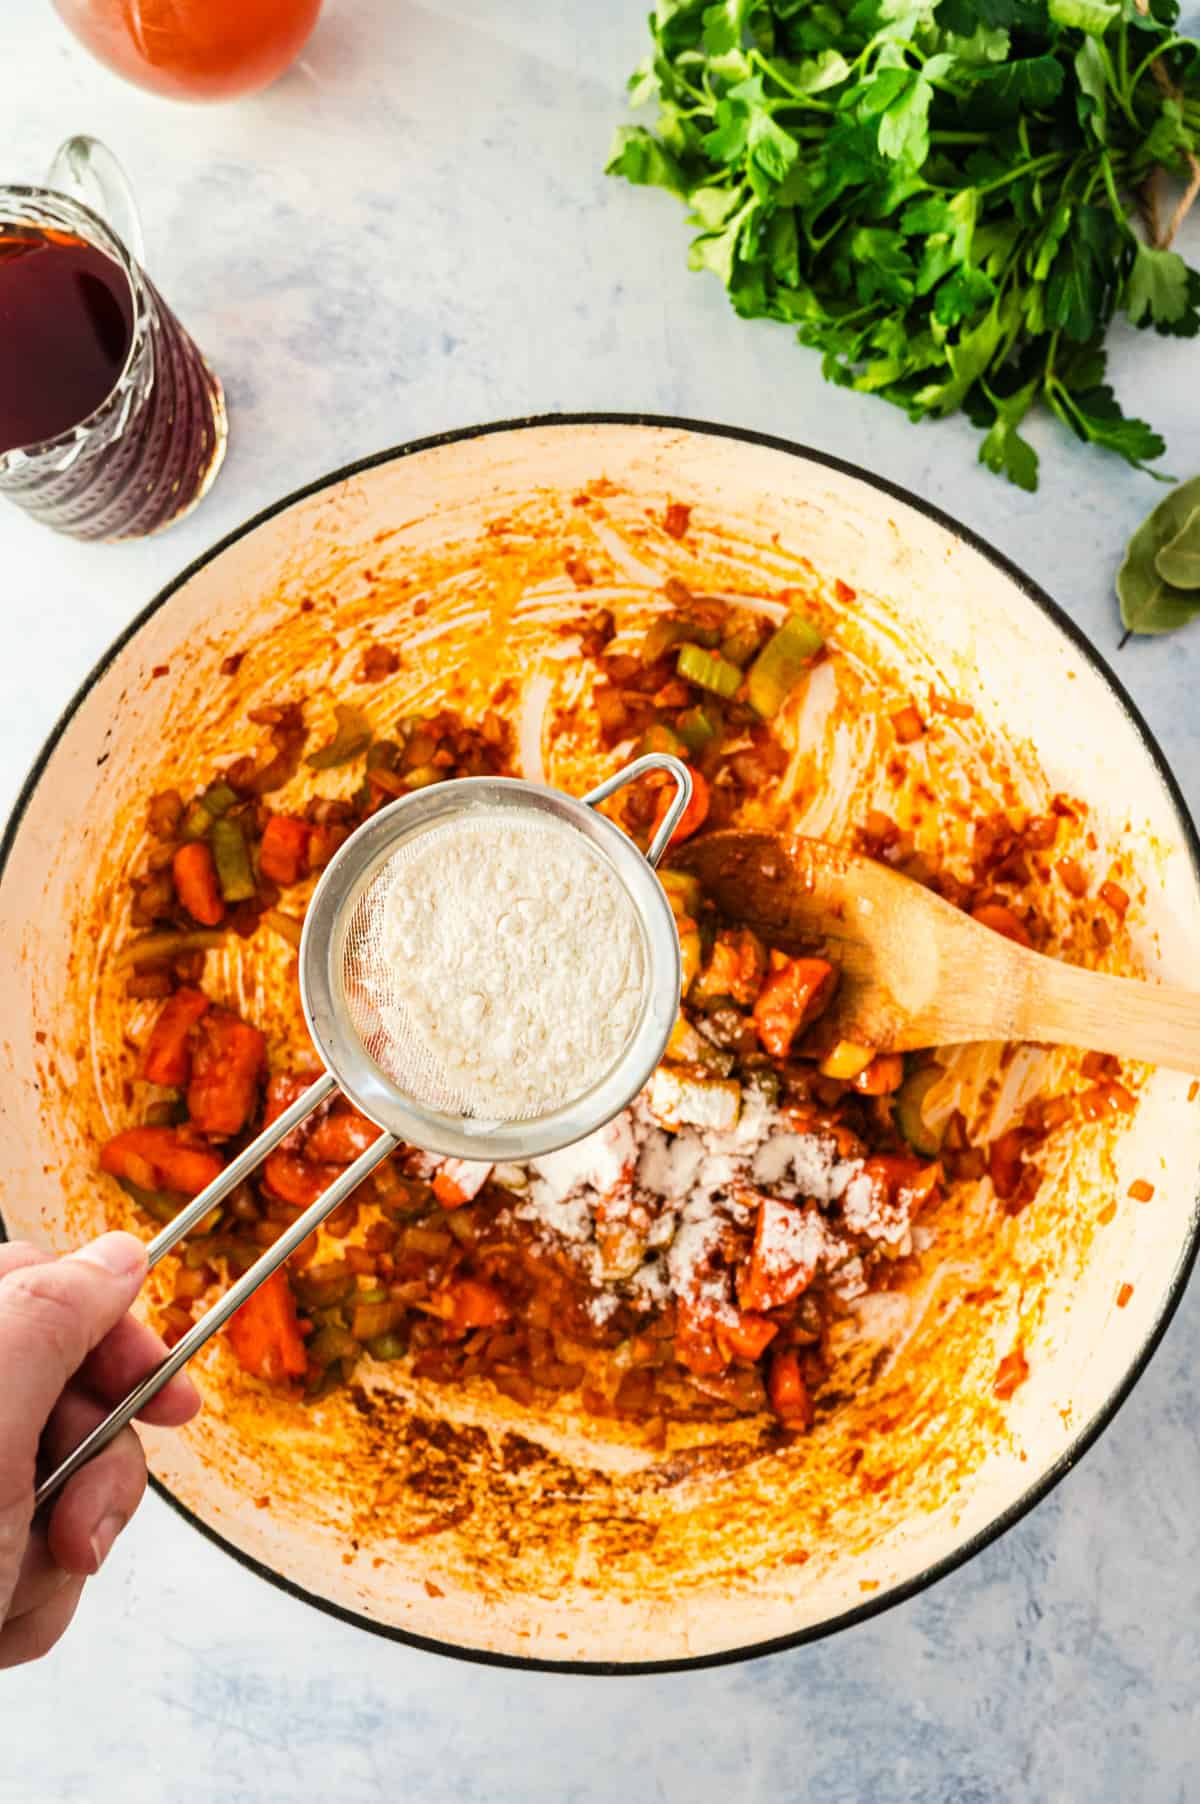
677, 828, 1200, 1074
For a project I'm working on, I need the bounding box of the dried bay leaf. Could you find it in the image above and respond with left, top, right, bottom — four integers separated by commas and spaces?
1118, 477, 1200, 636
1155, 507, 1200, 592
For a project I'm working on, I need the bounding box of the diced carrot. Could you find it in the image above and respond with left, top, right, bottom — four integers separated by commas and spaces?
891, 704, 925, 744
100, 1125, 223, 1196
857, 1155, 941, 1214
653, 767, 710, 847
739, 1197, 819, 1312
673, 1299, 728, 1377
1127, 1179, 1154, 1203
305, 1108, 384, 1165
1056, 858, 1089, 898
971, 903, 1032, 948
141, 987, 211, 1086
263, 1150, 340, 1208
768, 1349, 814, 1428
227, 1269, 308, 1382
172, 841, 225, 927
993, 1345, 1029, 1400
1116, 1282, 1133, 1308
435, 1277, 510, 1332
1100, 880, 1130, 916
259, 815, 312, 886
433, 1160, 494, 1208
718, 1311, 778, 1363
263, 1070, 320, 1127
852, 1053, 906, 1096
187, 1011, 265, 1137
752, 956, 837, 1058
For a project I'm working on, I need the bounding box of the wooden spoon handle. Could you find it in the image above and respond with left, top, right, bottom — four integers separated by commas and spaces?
1014, 954, 1200, 1075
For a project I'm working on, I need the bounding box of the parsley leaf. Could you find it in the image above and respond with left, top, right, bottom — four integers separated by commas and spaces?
1124, 243, 1200, 333
972, 54, 1066, 111
1048, 379, 1166, 471
978, 379, 1041, 490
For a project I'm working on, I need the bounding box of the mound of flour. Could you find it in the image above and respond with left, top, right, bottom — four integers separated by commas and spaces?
375, 811, 644, 1120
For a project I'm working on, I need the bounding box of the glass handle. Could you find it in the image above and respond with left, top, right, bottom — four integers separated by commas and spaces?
581, 754, 694, 868
45, 134, 145, 266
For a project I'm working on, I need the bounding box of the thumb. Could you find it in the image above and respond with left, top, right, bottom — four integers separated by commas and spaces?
0, 1233, 147, 1492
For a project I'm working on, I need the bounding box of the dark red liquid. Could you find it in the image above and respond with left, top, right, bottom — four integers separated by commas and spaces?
0, 217, 226, 539
0, 227, 134, 454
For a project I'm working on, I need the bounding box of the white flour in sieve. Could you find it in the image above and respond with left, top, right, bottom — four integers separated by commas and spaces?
369, 811, 646, 1121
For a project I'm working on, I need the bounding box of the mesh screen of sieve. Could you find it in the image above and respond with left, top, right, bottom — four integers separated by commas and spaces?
340, 807, 648, 1124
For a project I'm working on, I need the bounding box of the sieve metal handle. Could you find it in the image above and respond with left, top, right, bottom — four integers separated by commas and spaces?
144, 1071, 338, 1269
35, 1126, 398, 1510
582, 753, 693, 868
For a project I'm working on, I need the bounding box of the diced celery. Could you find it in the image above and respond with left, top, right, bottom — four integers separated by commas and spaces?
642, 615, 721, 664
639, 721, 687, 759
677, 643, 742, 699
210, 816, 257, 902
746, 613, 824, 718
202, 781, 238, 817
180, 800, 214, 842
309, 1324, 361, 1367
895, 1066, 944, 1156
720, 624, 762, 667
743, 1067, 781, 1108
659, 869, 702, 919
675, 705, 717, 754
117, 1180, 179, 1226
306, 703, 372, 770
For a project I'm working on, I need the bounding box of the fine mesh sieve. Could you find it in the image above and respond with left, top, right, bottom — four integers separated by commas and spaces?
35, 754, 692, 1507
301, 756, 689, 1160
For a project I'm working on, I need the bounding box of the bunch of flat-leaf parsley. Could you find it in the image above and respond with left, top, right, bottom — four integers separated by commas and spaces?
608, 0, 1200, 489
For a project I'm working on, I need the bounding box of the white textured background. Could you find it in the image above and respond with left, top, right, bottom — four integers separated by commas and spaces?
2, 4, 1200, 1799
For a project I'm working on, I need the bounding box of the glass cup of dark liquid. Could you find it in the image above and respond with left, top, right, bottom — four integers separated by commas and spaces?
0, 136, 227, 540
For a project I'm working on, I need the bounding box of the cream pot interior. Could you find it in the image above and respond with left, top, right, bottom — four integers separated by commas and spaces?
1, 418, 1198, 1670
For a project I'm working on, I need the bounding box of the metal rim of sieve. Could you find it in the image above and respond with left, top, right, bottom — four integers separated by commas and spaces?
299, 756, 689, 1161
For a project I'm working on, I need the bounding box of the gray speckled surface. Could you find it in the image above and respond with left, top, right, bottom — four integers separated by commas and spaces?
2, 5, 1200, 1798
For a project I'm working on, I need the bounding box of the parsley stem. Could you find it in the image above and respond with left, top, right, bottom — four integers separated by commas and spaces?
1095, 40, 1138, 131
1126, 36, 1192, 98
973, 153, 1070, 198
1099, 152, 1135, 236
1118, 20, 1129, 111
749, 51, 836, 109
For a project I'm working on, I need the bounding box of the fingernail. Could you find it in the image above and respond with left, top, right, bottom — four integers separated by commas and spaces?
89, 1511, 128, 1572
78, 1232, 146, 1280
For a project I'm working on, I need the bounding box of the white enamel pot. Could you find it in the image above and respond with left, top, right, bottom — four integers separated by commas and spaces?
1, 417, 1197, 1672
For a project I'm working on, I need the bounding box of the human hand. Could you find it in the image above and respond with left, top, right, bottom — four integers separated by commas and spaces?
0, 1232, 201, 1669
